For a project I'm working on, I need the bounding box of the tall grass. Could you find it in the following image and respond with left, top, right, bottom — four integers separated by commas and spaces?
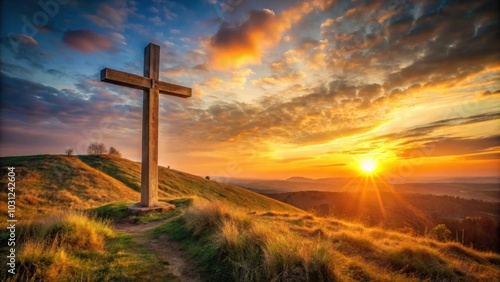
177, 200, 337, 281
159, 199, 500, 282
3, 211, 114, 281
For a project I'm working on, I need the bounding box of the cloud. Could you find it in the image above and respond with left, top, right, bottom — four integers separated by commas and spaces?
62, 29, 115, 52
462, 153, 500, 161
207, 0, 333, 69
483, 90, 500, 96
1, 34, 48, 70
207, 9, 279, 69
374, 112, 500, 142
0, 72, 141, 128
399, 135, 500, 158
0, 72, 144, 155
159, 78, 392, 152
8, 34, 38, 46
253, 71, 306, 87
357, 83, 382, 101
84, 2, 131, 30
150, 16, 164, 26
317, 0, 499, 94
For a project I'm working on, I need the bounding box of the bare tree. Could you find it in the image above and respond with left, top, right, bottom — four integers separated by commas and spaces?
109, 146, 122, 157
65, 147, 74, 157
87, 142, 107, 155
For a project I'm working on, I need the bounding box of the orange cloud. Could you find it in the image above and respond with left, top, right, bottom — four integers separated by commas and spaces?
208, 0, 333, 70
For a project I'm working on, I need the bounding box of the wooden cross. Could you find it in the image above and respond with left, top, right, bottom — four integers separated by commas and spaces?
100, 43, 191, 208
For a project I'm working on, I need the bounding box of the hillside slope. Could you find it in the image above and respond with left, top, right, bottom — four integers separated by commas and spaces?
77, 155, 298, 212
0, 155, 299, 218
155, 199, 500, 281
0, 155, 139, 218
268, 191, 500, 252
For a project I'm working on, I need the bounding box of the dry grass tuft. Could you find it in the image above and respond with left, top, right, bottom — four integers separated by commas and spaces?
11, 211, 114, 281
164, 199, 500, 281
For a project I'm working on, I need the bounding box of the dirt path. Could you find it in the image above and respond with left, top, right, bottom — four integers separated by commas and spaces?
113, 217, 176, 234
114, 217, 203, 282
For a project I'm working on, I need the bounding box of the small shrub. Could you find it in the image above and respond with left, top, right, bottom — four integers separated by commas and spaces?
429, 224, 452, 242
109, 147, 122, 157
87, 142, 107, 155
64, 148, 73, 157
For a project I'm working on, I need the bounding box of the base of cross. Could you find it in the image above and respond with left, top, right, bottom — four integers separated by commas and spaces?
127, 202, 176, 215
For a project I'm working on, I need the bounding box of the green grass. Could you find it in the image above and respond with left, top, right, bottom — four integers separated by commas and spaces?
91, 202, 130, 221
151, 217, 234, 281
90, 198, 189, 224
78, 155, 141, 192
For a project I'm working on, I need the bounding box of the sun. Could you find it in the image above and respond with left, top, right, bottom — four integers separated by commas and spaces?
359, 158, 378, 174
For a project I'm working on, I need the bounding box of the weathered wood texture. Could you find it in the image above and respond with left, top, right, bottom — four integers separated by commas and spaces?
141, 43, 159, 207
100, 68, 191, 98
100, 43, 192, 207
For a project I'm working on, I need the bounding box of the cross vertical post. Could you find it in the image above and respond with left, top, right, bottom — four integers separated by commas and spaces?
99, 43, 192, 212
142, 43, 160, 207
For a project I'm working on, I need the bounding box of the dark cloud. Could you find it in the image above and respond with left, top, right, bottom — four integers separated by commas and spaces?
1, 34, 49, 70
374, 112, 500, 143
0, 62, 33, 77
8, 34, 38, 46
357, 83, 382, 100
462, 153, 500, 161
399, 135, 500, 158
0, 72, 144, 155
483, 90, 500, 96
62, 29, 115, 52
1, 73, 100, 124
47, 69, 70, 78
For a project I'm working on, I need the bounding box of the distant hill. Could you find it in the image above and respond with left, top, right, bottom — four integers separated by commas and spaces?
403, 177, 500, 184
286, 176, 316, 182
0, 155, 299, 219
230, 176, 500, 202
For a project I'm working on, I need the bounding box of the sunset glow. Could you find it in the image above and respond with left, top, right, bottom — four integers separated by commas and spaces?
359, 159, 378, 174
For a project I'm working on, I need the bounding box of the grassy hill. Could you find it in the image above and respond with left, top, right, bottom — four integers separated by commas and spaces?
0, 155, 139, 219
1, 155, 499, 281
0, 155, 298, 219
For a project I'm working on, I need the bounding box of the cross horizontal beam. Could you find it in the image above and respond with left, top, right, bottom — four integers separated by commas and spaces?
100, 68, 192, 98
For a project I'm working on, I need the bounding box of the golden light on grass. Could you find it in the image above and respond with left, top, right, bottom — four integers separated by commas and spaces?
359, 158, 378, 174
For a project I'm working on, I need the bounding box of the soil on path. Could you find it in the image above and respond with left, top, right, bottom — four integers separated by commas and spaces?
114, 217, 203, 282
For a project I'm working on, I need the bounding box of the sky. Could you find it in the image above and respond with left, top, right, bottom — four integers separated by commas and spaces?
0, 0, 499, 181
